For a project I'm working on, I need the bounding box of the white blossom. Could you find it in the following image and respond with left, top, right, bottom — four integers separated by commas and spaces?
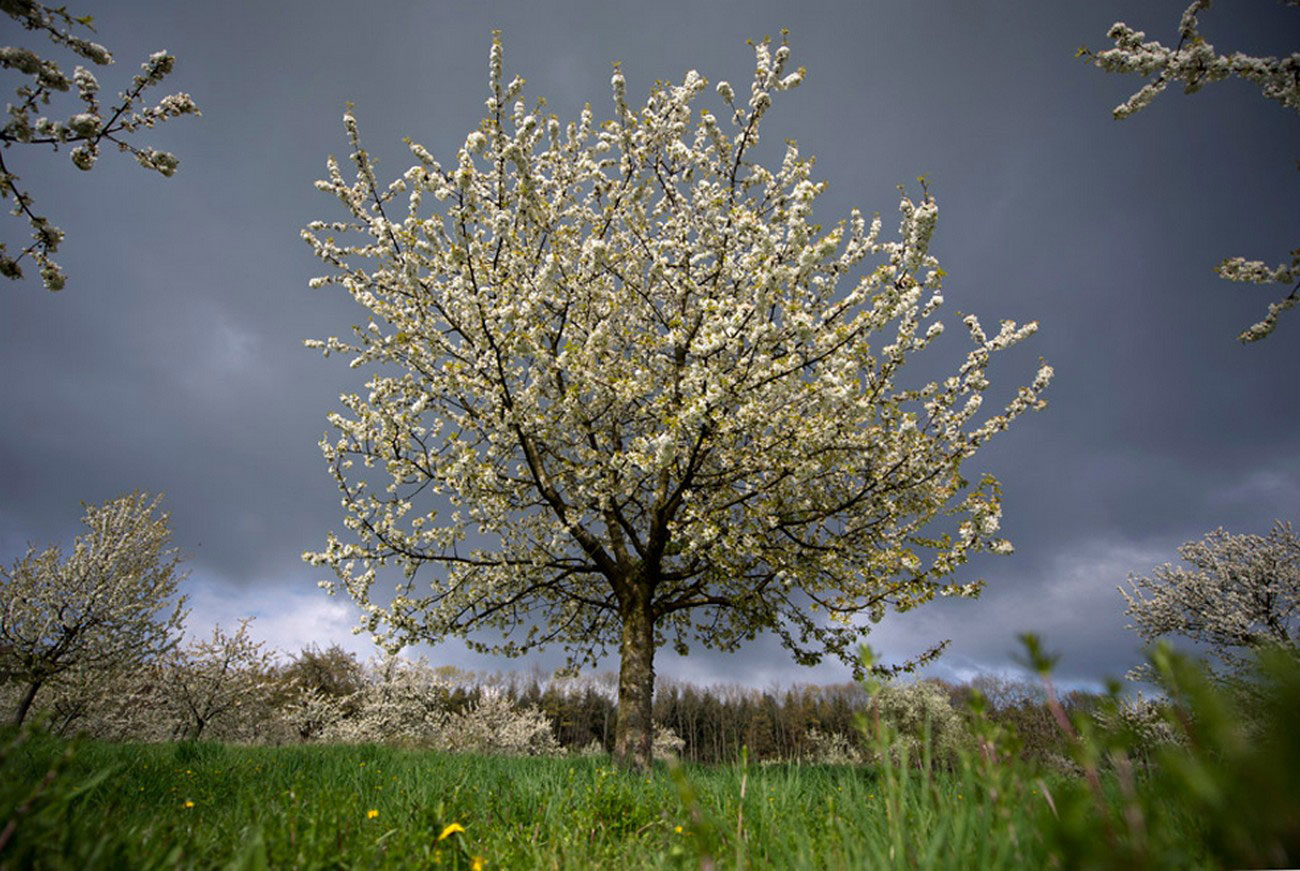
319, 654, 449, 745
799, 727, 862, 766
1, 2, 199, 290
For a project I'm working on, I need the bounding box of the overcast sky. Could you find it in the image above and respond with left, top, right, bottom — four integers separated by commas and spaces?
2, 0, 1296, 690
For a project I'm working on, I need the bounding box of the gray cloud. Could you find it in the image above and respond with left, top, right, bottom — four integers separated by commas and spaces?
2, 0, 1296, 689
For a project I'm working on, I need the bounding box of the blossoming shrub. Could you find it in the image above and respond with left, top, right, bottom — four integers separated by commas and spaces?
570, 738, 606, 757
868, 678, 971, 768
4, 665, 176, 742
276, 684, 349, 743
799, 727, 863, 766
319, 655, 450, 746
438, 686, 561, 757
0, 493, 188, 727
1091, 692, 1182, 768
302, 657, 564, 755
156, 620, 278, 742
1120, 521, 1299, 682
651, 724, 685, 761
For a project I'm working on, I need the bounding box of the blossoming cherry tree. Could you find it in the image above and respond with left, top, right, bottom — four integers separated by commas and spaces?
303, 34, 1052, 769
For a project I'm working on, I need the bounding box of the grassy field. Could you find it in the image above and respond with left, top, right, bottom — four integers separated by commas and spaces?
4, 645, 1297, 869
2, 730, 1071, 870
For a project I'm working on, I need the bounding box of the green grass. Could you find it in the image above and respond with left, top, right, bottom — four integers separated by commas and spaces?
1, 731, 1061, 870
5, 643, 1297, 869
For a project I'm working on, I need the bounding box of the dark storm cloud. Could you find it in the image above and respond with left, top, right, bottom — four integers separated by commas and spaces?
1, 0, 1296, 685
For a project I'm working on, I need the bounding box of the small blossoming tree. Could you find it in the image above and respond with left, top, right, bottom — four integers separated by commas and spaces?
303, 34, 1052, 769
0, 0, 199, 290
1122, 521, 1299, 680
0, 492, 188, 725
160, 618, 277, 741
1083, 0, 1300, 342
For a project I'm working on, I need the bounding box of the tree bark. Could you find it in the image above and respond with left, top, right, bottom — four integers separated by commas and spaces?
612, 582, 656, 770
12, 678, 42, 727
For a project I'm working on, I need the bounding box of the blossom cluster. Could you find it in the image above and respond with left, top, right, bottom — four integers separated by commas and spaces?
1092, 692, 1182, 757
0, 2, 199, 290
1092, 2, 1299, 119
1219, 249, 1300, 343
311, 653, 452, 745
439, 685, 561, 756
799, 727, 863, 766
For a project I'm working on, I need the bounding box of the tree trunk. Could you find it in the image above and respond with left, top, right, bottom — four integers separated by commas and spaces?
612, 584, 656, 770
12, 678, 43, 727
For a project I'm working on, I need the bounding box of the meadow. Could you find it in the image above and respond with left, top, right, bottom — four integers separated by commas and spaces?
4, 645, 1297, 870
0, 730, 1077, 870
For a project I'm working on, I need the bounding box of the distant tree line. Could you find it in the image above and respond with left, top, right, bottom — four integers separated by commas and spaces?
0, 632, 1104, 769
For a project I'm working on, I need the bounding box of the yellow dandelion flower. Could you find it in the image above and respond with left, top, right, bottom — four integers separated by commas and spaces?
367, 809, 379, 819
438, 822, 465, 841
673, 825, 683, 834
184, 800, 194, 809
471, 857, 484, 871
